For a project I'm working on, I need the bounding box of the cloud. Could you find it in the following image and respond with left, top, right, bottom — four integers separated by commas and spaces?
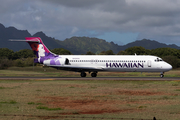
0, 0, 180, 45
71, 27, 79, 34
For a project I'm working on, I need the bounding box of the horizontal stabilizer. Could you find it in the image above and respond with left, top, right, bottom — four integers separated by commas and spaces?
9, 39, 40, 43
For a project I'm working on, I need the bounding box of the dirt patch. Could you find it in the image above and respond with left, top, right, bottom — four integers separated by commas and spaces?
38, 88, 177, 115
39, 96, 139, 114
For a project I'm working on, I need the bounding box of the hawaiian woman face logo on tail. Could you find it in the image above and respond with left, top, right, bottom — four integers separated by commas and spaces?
26, 37, 53, 64
37, 44, 46, 63
38, 44, 45, 57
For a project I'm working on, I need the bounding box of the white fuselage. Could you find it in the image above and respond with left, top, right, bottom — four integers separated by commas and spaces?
43, 55, 172, 73
15, 37, 172, 77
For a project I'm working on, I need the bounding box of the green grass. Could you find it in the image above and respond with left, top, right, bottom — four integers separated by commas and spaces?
0, 100, 17, 104
27, 102, 35, 105
0, 87, 6, 89
0, 66, 179, 77
36, 106, 63, 111
9, 100, 17, 104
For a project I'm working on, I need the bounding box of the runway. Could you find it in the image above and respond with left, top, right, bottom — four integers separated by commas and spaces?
0, 77, 180, 81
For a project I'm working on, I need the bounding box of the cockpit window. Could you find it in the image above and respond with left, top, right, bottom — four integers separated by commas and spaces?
155, 58, 163, 62
159, 59, 163, 61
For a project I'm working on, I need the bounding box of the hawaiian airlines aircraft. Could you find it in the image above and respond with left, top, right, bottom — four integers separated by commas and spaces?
11, 37, 172, 78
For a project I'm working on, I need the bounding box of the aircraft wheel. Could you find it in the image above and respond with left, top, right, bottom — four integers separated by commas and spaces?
91, 73, 97, 77
160, 74, 164, 78
81, 72, 86, 77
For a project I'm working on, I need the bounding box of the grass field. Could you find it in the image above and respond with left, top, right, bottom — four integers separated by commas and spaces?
0, 66, 180, 77
0, 67, 180, 120
0, 79, 180, 120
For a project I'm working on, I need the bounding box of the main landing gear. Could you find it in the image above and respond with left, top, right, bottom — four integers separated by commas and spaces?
80, 71, 97, 77
81, 72, 86, 77
160, 72, 164, 78
91, 72, 97, 77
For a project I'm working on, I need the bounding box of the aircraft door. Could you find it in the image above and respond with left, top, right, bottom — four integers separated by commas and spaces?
147, 60, 151, 67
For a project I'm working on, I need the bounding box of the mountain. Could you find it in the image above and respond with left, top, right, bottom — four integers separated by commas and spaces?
0, 23, 31, 51
120, 39, 180, 50
0, 23, 180, 54
33, 32, 65, 50
0, 23, 66, 52
56, 37, 120, 54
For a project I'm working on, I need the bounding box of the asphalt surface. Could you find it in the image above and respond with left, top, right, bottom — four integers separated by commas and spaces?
0, 77, 180, 81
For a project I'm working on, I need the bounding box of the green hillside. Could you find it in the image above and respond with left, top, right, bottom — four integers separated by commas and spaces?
0, 23, 180, 55
56, 37, 120, 54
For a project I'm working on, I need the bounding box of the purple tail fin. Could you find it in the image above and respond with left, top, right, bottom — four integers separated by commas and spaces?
25, 37, 56, 64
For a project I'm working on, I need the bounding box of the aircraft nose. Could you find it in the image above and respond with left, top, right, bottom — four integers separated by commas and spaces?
165, 63, 172, 71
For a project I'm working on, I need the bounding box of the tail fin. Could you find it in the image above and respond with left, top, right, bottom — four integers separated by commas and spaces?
25, 37, 56, 64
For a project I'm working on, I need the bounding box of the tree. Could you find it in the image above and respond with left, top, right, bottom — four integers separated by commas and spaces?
117, 50, 128, 55
98, 51, 106, 55
0, 48, 14, 59
12, 49, 34, 60
99, 50, 114, 55
105, 50, 114, 55
151, 48, 180, 58
51, 48, 71, 55
0, 59, 13, 69
162, 56, 180, 69
86, 51, 95, 55
125, 46, 149, 55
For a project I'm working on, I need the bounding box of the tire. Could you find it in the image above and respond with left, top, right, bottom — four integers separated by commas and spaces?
160, 74, 164, 78
81, 72, 86, 77
91, 73, 97, 77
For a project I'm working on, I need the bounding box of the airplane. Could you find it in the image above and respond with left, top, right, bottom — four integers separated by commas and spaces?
10, 37, 172, 78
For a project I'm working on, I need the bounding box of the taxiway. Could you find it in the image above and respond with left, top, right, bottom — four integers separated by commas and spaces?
0, 77, 180, 81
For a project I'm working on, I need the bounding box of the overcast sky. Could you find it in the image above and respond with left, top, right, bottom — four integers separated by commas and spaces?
1, 0, 180, 45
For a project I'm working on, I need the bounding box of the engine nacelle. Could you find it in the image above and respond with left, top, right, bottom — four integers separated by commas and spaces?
43, 58, 69, 66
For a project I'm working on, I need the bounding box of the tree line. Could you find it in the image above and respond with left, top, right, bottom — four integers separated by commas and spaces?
0, 46, 180, 69
86, 46, 180, 69
0, 48, 71, 69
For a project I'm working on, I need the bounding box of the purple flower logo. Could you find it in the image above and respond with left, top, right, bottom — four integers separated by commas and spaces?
50, 57, 61, 65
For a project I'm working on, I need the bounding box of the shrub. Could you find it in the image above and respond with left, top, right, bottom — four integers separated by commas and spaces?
0, 59, 13, 69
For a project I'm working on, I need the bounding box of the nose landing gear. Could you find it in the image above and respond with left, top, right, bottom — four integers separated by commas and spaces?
160, 72, 164, 78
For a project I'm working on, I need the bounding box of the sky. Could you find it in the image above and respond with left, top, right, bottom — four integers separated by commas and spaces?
1, 0, 180, 45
